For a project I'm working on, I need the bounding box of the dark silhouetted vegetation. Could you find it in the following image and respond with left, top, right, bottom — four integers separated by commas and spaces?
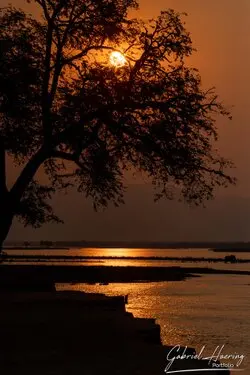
0, 0, 235, 249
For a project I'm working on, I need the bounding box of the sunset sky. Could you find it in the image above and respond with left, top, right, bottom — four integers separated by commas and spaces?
3, 0, 250, 242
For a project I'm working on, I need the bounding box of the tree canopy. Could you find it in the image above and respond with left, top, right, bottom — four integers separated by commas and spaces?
0, 0, 235, 235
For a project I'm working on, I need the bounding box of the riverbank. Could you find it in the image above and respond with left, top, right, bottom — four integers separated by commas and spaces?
0, 264, 194, 290
4, 247, 69, 250
1, 264, 250, 288
211, 248, 250, 253
4, 240, 250, 249
0, 288, 230, 375
0, 289, 165, 375
2, 254, 250, 263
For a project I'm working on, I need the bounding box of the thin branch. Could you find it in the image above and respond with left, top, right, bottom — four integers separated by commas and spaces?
41, 19, 54, 142
36, 0, 51, 21
10, 148, 48, 204
63, 45, 115, 65
51, 150, 76, 162
68, 61, 85, 79
51, 151, 87, 172
199, 166, 235, 182
0, 138, 8, 196
49, 1, 79, 103
61, 0, 78, 45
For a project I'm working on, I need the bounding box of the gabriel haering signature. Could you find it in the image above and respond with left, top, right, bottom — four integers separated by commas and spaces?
164, 344, 246, 373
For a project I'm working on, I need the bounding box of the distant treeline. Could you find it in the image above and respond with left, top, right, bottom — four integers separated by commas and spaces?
2, 254, 250, 263
5, 241, 250, 250
211, 248, 250, 252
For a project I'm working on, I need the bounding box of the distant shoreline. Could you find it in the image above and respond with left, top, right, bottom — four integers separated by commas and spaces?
2, 254, 250, 263
211, 248, 250, 253
0, 265, 249, 289
4, 245, 250, 253
4, 247, 70, 250
4, 241, 250, 250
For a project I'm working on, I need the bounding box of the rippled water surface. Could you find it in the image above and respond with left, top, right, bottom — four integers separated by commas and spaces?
5, 247, 250, 271
58, 274, 250, 374
4, 247, 250, 372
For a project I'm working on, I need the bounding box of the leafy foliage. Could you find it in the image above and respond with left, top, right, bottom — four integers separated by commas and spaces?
16, 181, 63, 227
0, 0, 235, 229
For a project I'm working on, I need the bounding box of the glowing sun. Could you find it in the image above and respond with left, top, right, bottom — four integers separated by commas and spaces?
109, 51, 127, 68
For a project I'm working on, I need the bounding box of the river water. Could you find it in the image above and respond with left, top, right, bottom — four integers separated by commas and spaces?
5, 247, 250, 373
4, 247, 250, 271
58, 274, 250, 374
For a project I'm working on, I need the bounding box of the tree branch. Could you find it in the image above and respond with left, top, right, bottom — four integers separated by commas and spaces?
42, 20, 54, 142
51, 151, 87, 172
41, 1, 67, 142
63, 45, 115, 65
51, 150, 77, 162
0, 138, 7, 197
61, 0, 78, 45
36, 0, 51, 21
10, 148, 48, 205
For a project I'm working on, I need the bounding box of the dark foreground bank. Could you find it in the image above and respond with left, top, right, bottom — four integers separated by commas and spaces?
0, 264, 193, 288
0, 265, 249, 290
0, 289, 230, 375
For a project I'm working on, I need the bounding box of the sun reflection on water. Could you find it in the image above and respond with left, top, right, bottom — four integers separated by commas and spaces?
57, 274, 250, 374
56, 281, 197, 347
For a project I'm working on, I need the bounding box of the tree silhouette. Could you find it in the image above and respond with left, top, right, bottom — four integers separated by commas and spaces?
0, 0, 235, 249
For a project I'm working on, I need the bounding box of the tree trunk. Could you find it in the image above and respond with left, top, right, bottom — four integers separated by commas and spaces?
0, 209, 14, 252
0, 147, 48, 252
0, 191, 15, 252
0, 139, 10, 252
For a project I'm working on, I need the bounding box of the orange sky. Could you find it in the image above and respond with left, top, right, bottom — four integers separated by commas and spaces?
3, 0, 250, 241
